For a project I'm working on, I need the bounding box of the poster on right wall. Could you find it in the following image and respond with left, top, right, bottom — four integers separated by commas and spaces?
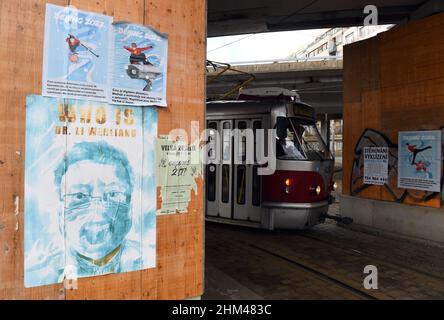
398, 130, 442, 192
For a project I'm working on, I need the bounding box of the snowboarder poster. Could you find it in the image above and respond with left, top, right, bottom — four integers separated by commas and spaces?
24, 95, 157, 288
110, 22, 168, 107
398, 130, 442, 192
42, 4, 112, 102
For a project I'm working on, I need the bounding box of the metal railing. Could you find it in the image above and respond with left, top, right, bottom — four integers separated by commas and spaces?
225, 55, 343, 67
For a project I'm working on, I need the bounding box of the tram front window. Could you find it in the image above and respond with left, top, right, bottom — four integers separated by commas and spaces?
276, 117, 332, 161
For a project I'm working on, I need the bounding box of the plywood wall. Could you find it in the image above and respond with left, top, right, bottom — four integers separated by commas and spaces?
0, 0, 205, 299
343, 12, 444, 208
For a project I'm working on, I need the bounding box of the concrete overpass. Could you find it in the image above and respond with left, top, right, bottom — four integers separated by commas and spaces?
207, 58, 343, 117
208, 0, 444, 37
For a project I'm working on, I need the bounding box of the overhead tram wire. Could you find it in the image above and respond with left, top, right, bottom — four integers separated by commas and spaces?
208, 34, 256, 53
208, 0, 320, 54
272, 0, 320, 26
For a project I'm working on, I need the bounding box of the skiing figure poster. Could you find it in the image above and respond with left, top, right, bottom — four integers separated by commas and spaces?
42, 4, 112, 102
110, 22, 168, 107
398, 130, 442, 192
24, 95, 157, 288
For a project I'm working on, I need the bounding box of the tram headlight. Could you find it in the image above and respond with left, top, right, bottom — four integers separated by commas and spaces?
284, 178, 292, 194
310, 185, 322, 196
330, 181, 338, 191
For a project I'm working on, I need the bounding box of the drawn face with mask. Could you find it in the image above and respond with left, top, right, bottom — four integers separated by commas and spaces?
55, 142, 134, 265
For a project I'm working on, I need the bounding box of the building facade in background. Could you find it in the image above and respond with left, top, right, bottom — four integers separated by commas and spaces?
291, 25, 392, 59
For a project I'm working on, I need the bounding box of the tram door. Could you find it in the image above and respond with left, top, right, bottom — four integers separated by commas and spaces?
206, 121, 219, 217
205, 118, 265, 223
218, 120, 233, 219
249, 119, 266, 222
233, 119, 263, 222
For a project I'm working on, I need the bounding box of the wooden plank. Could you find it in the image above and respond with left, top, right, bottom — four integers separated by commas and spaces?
344, 13, 444, 210
142, 0, 205, 300
0, 0, 68, 300
380, 78, 444, 133
362, 90, 381, 132
343, 42, 362, 104
356, 90, 382, 201
379, 11, 444, 46
61, 0, 145, 300
379, 12, 444, 89
359, 36, 380, 92
342, 102, 361, 196
66, 0, 205, 300
0, 0, 205, 300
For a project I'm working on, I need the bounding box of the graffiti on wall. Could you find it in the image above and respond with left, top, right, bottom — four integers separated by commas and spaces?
350, 128, 439, 202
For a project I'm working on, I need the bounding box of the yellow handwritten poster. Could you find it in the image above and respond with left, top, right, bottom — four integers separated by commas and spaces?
156, 135, 202, 215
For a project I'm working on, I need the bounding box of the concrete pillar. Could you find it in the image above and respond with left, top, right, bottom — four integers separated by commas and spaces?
320, 113, 330, 148
330, 120, 335, 155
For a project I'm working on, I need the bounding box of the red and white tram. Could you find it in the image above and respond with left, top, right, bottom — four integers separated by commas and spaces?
205, 88, 337, 229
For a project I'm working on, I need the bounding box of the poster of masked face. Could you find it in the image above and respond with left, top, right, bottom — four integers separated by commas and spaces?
24, 95, 157, 288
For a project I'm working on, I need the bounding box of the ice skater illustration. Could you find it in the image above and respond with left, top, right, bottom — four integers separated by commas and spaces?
406, 143, 432, 165
406, 142, 433, 178
123, 42, 161, 92
415, 160, 430, 172
66, 34, 99, 64
59, 34, 101, 83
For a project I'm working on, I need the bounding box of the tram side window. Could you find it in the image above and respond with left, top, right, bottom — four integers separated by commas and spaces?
253, 120, 262, 163
208, 121, 217, 133
237, 121, 247, 162
252, 120, 262, 207
237, 165, 246, 205
207, 122, 217, 161
222, 164, 230, 203
222, 122, 231, 161
252, 165, 261, 206
207, 164, 216, 202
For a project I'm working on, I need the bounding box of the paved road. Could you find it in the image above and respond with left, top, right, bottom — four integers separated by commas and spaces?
203, 214, 444, 300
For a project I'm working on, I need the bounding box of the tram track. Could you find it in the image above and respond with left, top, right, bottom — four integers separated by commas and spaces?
207, 223, 380, 299
248, 243, 378, 300
206, 222, 444, 299
286, 231, 444, 284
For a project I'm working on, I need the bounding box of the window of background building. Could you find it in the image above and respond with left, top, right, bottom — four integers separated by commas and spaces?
336, 34, 343, 45
345, 33, 355, 44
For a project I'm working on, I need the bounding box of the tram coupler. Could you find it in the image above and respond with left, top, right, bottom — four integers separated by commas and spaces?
319, 213, 353, 225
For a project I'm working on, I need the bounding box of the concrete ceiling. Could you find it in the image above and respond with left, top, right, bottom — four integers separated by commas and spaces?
208, 0, 440, 37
